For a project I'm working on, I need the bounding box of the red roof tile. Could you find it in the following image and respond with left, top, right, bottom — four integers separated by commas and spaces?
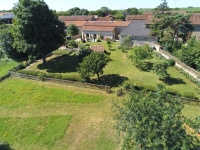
90, 45, 104, 52
96, 17, 114, 21
126, 15, 148, 21
64, 21, 86, 27
82, 26, 115, 32
83, 21, 130, 27
190, 13, 200, 25
59, 16, 95, 21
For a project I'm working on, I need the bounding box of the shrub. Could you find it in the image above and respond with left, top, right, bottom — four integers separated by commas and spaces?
167, 88, 181, 96
37, 72, 45, 81
85, 44, 90, 46
142, 85, 156, 92
182, 92, 197, 99
167, 59, 176, 67
106, 38, 111, 44
68, 39, 78, 48
124, 81, 134, 89
97, 38, 101, 42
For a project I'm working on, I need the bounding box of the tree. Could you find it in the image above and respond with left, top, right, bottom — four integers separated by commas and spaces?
126, 7, 139, 15
67, 7, 81, 15
130, 44, 153, 65
114, 84, 200, 150
151, 13, 194, 44
120, 35, 133, 51
66, 24, 79, 37
153, 61, 170, 79
12, 0, 65, 63
154, 0, 170, 14
175, 37, 200, 71
114, 12, 124, 20
0, 27, 19, 59
77, 52, 110, 81
78, 44, 91, 60
79, 9, 89, 15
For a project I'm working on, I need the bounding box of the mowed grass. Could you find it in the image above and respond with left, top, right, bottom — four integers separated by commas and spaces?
27, 41, 200, 98
0, 78, 117, 150
0, 115, 72, 149
0, 78, 104, 108
0, 61, 19, 78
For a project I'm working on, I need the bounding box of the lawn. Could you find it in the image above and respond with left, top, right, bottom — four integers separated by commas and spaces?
0, 78, 117, 150
27, 41, 200, 98
0, 61, 19, 78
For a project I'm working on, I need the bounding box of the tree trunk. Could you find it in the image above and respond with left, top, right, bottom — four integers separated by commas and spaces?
42, 53, 46, 63
97, 73, 100, 82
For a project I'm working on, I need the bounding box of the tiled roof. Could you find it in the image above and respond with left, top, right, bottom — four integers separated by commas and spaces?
120, 20, 151, 37
64, 21, 86, 27
190, 13, 200, 25
82, 26, 115, 32
58, 16, 95, 21
96, 17, 114, 21
126, 15, 148, 21
90, 45, 104, 52
83, 21, 130, 27
145, 15, 155, 24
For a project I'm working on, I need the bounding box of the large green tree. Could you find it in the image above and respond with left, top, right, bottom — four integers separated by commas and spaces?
154, 0, 170, 14
66, 24, 79, 37
12, 0, 65, 63
77, 52, 110, 81
114, 84, 200, 150
153, 61, 170, 79
130, 44, 153, 66
151, 13, 194, 44
126, 7, 139, 15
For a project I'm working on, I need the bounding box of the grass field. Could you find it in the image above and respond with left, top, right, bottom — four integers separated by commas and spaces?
0, 78, 117, 149
0, 61, 19, 78
27, 41, 200, 98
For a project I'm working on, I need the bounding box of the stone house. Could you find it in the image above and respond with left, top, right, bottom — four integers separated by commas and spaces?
81, 21, 130, 41
190, 13, 200, 39
0, 13, 15, 24
120, 20, 158, 47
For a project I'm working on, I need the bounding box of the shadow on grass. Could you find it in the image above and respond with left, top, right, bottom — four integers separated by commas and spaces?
37, 54, 79, 73
162, 76, 186, 85
93, 74, 128, 87
137, 62, 153, 72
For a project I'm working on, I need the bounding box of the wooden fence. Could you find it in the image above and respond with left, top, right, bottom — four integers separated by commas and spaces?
9, 71, 110, 93
116, 88, 200, 106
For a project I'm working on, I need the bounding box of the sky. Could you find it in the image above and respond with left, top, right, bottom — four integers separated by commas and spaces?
0, 0, 199, 11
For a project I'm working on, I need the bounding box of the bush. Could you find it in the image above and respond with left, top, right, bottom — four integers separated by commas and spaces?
97, 38, 101, 42
182, 92, 197, 99
167, 88, 181, 96
85, 44, 90, 46
142, 85, 156, 92
106, 38, 111, 44
167, 59, 176, 67
37, 72, 45, 81
68, 39, 78, 48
